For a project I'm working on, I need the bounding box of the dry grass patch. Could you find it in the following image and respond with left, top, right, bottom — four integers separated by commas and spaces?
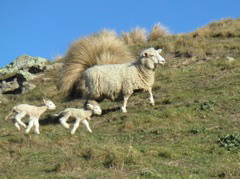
148, 23, 170, 41
192, 18, 240, 38
121, 27, 147, 45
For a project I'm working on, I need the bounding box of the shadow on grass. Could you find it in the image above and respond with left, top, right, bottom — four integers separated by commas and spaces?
40, 114, 60, 126
102, 106, 121, 116
39, 106, 121, 126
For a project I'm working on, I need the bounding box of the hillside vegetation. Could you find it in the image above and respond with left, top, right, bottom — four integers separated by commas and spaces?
0, 18, 240, 178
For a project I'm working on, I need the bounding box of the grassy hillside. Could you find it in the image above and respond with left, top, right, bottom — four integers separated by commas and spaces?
1, 18, 240, 178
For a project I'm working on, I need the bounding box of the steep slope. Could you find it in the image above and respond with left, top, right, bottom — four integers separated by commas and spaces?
0, 18, 240, 178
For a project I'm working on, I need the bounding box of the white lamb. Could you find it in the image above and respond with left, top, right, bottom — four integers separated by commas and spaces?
82, 47, 165, 112
56, 100, 102, 134
5, 99, 56, 134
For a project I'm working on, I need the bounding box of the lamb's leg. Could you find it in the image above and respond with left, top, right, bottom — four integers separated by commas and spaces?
15, 112, 27, 129
82, 119, 92, 133
25, 117, 35, 134
148, 87, 155, 106
71, 118, 81, 135
59, 114, 70, 129
121, 94, 131, 113
15, 122, 21, 131
33, 119, 40, 134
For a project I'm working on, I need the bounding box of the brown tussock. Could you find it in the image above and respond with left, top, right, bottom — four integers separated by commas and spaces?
58, 29, 134, 96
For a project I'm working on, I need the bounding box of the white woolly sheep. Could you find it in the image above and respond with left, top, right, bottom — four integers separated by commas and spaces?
56, 100, 102, 134
5, 99, 56, 134
82, 47, 165, 112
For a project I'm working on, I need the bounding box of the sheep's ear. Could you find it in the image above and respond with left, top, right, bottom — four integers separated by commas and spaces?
43, 99, 46, 104
87, 103, 94, 110
143, 52, 149, 58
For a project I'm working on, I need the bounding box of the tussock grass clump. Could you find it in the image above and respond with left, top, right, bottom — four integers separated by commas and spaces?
59, 29, 134, 96
121, 27, 147, 45
148, 23, 170, 41
192, 18, 240, 38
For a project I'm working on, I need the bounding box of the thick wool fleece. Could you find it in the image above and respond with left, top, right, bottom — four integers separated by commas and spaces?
82, 60, 155, 100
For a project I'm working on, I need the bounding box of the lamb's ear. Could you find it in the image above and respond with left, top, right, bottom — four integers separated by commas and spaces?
157, 49, 162, 53
43, 99, 47, 104
87, 103, 94, 110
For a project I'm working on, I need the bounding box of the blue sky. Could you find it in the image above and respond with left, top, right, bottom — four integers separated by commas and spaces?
0, 0, 239, 68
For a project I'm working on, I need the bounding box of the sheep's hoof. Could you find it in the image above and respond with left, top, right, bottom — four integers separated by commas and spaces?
61, 123, 70, 129
121, 107, 127, 113
150, 102, 155, 106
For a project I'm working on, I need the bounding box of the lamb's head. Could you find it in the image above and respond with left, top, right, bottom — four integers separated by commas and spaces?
43, 99, 56, 110
140, 47, 165, 70
85, 100, 102, 115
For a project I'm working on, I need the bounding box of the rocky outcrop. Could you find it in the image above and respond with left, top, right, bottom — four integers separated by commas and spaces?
0, 55, 64, 94
0, 55, 48, 76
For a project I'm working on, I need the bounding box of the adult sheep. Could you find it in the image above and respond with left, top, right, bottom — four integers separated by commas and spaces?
59, 30, 165, 112
82, 47, 165, 112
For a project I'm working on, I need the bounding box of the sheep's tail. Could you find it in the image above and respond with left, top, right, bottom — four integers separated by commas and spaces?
58, 29, 134, 96
5, 108, 15, 121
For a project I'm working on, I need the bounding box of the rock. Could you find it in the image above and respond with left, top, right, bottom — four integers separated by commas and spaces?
226, 56, 235, 62
0, 55, 49, 76
42, 77, 52, 82
21, 82, 37, 94
0, 78, 20, 94
0, 55, 49, 94
45, 63, 64, 71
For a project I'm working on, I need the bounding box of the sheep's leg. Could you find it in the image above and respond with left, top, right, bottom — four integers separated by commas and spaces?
148, 87, 155, 106
33, 119, 40, 134
59, 114, 70, 129
25, 117, 35, 134
15, 112, 27, 129
121, 94, 131, 113
82, 119, 92, 133
71, 118, 81, 135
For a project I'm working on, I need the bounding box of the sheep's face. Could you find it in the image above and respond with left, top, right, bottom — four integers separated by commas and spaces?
43, 99, 56, 110
141, 48, 165, 67
86, 101, 102, 115
93, 105, 102, 115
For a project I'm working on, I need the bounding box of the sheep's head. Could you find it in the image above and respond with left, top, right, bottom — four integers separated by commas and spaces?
85, 100, 102, 115
140, 47, 165, 70
43, 99, 56, 110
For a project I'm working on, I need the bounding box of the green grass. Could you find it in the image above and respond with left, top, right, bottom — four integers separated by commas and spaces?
1, 19, 240, 178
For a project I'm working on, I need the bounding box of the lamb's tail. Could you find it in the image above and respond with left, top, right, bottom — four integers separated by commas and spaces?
58, 29, 134, 96
5, 108, 15, 121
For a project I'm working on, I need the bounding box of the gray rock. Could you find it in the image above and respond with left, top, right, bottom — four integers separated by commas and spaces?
0, 55, 49, 76
21, 81, 37, 94
45, 63, 64, 71
0, 78, 20, 94
42, 77, 52, 82
226, 56, 235, 62
0, 55, 49, 94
